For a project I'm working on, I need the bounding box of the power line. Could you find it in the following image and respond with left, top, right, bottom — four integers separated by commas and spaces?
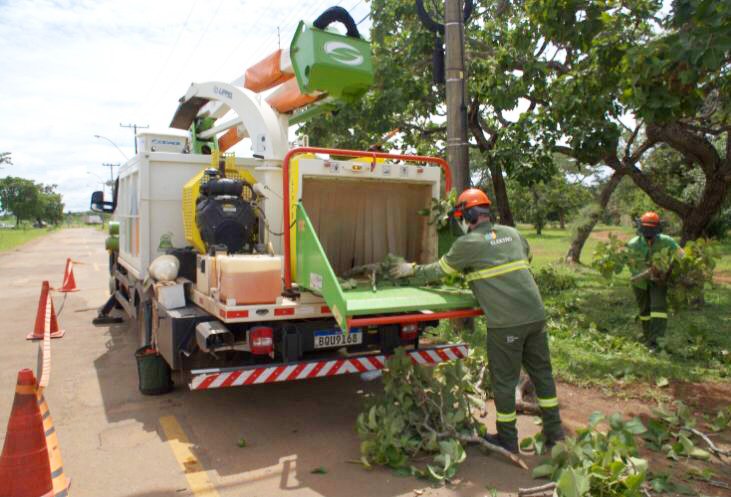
157, 0, 225, 109
143, 0, 199, 104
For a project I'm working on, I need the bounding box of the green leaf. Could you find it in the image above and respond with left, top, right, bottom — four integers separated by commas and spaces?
520, 437, 535, 451
532, 463, 556, 479
557, 467, 590, 497
311, 466, 327, 474
656, 377, 669, 388
689, 447, 711, 460
624, 417, 647, 435
236, 438, 247, 448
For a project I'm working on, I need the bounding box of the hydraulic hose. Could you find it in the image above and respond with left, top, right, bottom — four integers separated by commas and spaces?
313, 6, 361, 38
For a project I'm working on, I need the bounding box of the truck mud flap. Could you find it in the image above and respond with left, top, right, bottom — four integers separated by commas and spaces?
188, 343, 468, 390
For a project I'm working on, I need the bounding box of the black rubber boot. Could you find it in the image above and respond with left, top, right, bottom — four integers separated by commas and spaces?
483, 433, 519, 454
544, 427, 566, 449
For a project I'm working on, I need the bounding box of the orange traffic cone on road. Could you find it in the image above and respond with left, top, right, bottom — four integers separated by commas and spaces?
0, 369, 53, 497
36, 391, 70, 497
57, 258, 79, 293
27, 281, 65, 340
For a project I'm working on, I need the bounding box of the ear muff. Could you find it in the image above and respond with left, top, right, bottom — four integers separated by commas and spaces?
463, 206, 480, 224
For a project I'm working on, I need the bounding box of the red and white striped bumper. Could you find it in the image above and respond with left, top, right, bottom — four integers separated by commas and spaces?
188, 344, 469, 390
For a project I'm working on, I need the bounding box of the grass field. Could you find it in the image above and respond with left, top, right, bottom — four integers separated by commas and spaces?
432, 225, 731, 391
0, 227, 56, 252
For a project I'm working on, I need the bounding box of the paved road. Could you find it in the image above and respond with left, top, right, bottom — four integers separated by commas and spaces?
0, 228, 541, 497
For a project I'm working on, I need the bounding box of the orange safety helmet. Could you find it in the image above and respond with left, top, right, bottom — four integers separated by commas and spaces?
640, 211, 661, 227
453, 188, 492, 223
457, 188, 491, 209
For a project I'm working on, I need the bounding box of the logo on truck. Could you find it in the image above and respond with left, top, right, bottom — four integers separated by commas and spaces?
323, 41, 364, 66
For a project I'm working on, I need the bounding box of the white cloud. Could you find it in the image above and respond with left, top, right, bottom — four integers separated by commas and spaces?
0, 0, 371, 210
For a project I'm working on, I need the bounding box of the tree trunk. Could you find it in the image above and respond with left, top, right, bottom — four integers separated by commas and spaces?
565, 171, 624, 264
559, 211, 566, 230
490, 162, 515, 226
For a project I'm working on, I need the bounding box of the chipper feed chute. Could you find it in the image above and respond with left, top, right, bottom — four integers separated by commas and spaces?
294, 203, 480, 332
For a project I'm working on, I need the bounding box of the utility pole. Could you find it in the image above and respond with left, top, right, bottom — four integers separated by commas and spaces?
120, 123, 149, 154
444, 0, 470, 192
101, 163, 118, 186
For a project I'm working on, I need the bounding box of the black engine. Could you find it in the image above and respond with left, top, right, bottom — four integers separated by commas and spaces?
196, 169, 257, 253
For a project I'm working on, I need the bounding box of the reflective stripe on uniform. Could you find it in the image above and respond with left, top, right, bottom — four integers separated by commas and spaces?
639, 315, 651, 321
496, 411, 517, 423
537, 396, 559, 408
438, 256, 459, 276
465, 259, 530, 283
650, 312, 668, 319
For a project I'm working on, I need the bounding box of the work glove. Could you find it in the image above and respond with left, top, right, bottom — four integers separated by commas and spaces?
389, 261, 416, 279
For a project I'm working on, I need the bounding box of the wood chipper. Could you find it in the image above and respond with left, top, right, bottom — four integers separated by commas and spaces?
91, 7, 482, 392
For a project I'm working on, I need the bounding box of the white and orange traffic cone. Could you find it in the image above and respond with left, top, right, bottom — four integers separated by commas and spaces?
57, 258, 79, 293
27, 281, 65, 340
0, 369, 54, 497
36, 390, 70, 497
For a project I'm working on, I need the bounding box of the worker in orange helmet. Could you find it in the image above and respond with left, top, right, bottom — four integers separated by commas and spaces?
626, 211, 683, 349
390, 188, 564, 454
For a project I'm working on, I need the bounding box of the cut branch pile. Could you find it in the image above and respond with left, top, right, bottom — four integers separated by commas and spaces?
356, 348, 527, 482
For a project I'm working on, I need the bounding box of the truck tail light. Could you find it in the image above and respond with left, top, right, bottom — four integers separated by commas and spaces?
400, 323, 419, 341
249, 326, 274, 355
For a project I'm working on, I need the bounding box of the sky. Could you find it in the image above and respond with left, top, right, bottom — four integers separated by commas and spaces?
0, 0, 371, 211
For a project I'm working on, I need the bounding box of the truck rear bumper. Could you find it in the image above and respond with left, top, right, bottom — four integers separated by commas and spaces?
188, 343, 468, 390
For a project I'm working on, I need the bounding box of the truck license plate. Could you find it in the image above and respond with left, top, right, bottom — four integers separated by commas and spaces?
314, 329, 363, 349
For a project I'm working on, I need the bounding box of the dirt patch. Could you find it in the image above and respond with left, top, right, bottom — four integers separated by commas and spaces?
590, 230, 633, 242
714, 271, 731, 285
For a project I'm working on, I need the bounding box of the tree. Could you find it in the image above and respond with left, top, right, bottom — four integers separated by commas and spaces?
36, 185, 64, 225
509, 173, 592, 234
526, 0, 731, 243
0, 152, 10, 168
0, 177, 40, 226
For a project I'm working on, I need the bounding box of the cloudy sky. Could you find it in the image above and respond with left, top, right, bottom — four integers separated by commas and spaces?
0, 0, 371, 210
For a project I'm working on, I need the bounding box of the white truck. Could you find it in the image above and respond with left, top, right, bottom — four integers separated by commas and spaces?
92, 7, 480, 393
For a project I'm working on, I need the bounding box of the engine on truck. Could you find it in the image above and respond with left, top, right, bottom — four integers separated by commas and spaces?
195, 168, 258, 254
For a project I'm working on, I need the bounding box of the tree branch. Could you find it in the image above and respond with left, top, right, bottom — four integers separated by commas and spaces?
646, 123, 722, 176
606, 153, 693, 216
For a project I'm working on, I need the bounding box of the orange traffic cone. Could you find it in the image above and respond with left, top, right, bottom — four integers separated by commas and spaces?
36, 391, 70, 497
0, 369, 53, 497
57, 258, 78, 293
27, 281, 65, 340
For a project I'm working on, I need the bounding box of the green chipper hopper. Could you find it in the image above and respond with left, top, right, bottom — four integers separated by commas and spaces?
290, 20, 373, 102
294, 203, 479, 333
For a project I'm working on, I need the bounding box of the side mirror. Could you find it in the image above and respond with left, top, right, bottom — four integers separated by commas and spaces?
90, 190, 114, 213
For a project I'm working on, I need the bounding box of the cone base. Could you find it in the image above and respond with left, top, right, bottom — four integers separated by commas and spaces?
26, 330, 65, 340
53, 476, 71, 497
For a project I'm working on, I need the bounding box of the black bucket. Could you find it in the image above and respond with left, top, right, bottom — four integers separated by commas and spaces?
135, 346, 173, 395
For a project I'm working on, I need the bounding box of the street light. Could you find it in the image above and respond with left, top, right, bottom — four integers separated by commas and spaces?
94, 134, 130, 160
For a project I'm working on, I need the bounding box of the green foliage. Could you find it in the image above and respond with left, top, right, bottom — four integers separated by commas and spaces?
356, 348, 483, 482
592, 236, 718, 309
531, 412, 648, 497
416, 189, 457, 230
534, 265, 578, 296
0, 152, 11, 167
509, 176, 593, 234
0, 177, 64, 226
644, 401, 713, 461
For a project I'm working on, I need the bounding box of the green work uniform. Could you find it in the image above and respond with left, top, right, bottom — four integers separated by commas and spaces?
627, 234, 680, 347
413, 221, 563, 445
